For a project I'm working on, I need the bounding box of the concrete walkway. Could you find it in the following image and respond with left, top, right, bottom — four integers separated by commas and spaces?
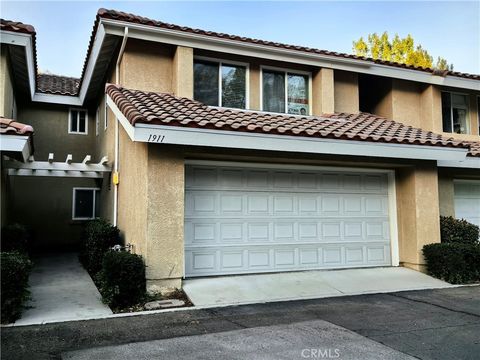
184, 267, 452, 307
62, 320, 416, 360
14, 253, 112, 326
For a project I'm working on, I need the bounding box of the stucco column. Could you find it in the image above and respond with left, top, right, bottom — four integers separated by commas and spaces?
395, 164, 441, 272
420, 85, 442, 133
172, 46, 193, 99
438, 174, 455, 217
145, 145, 185, 293
312, 68, 334, 115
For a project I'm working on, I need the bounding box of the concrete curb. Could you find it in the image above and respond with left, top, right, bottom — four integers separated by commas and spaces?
4, 283, 476, 328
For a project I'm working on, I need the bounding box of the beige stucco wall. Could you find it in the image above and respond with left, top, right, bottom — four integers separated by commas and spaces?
334, 70, 359, 113
312, 68, 334, 115
145, 145, 185, 292
117, 125, 148, 256
395, 163, 441, 271
17, 104, 96, 162
0, 44, 15, 119
438, 174, 455, 217
120, 39, 174, 93
172, 46, 193, 98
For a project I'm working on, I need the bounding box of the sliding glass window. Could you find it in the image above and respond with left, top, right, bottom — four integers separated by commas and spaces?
262, 69, 309, 115
194, 60, 247, 109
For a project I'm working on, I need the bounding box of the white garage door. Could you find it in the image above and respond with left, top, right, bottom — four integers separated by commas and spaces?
185, 164, 393, 277
454, 181, 480, 228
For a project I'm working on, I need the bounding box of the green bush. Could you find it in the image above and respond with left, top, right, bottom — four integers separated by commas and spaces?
80, 219, 119, 274
423, 243, 480, 284
1, 223, 29, 253
97, 251, 146, 308
1, 252, 32, 323
440, 216, 479, 245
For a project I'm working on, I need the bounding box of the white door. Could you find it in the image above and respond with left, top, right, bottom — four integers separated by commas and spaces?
185, 164, 393, 277
454, 181, 480, 228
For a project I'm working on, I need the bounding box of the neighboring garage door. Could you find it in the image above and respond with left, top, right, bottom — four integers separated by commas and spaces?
454, 180, 480, 228
185, 163, 393, 277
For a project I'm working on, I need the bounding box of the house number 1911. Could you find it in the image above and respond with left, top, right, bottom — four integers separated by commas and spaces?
147, 134, 165, 143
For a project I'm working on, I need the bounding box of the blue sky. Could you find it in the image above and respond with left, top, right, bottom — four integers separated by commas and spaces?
2, 1, 479, 77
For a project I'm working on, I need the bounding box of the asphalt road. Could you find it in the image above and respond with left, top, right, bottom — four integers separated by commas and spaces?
1, 286, 479, 360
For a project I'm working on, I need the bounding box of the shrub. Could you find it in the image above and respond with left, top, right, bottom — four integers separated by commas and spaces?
1, 252, 32, 323
80, 219, 119, 274
1, 223, 29, 253
440, 216, 479, 245
423, 243, 480, 284
97, 251, 146, 308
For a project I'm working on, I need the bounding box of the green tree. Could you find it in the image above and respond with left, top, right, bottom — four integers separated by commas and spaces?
353, 32, 453, 70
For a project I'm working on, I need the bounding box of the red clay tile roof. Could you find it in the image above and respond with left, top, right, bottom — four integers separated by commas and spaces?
0, 19, 35, 34
37, 74, 80, 96
464, 141, 480, 157
106, 84, 472, 154
0, 117, 34, 135
97, 9, 480, 81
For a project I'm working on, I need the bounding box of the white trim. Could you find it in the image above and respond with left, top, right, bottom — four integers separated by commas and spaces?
78, 24, 106, 103
438, 157, 480, 169
183, 159, 400, 269
72, 187, 100, 220
8, 169, 105, 178
4, 159, 111, 172
106, 93, 468, 162
68, 108, 89, 135
0, 135, 32, 162
101, 19, 480, 91
194, 56, 250, 109
32, 93, 82, 106
260, 65, 312, 115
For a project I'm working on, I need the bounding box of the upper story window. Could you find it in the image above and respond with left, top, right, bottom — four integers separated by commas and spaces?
262, 68, 310, 115
69, 109, 88, 135
194, 58, 248, 109
441, 92, 469, 134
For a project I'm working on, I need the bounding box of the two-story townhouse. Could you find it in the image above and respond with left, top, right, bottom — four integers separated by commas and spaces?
1, 9, 479, 294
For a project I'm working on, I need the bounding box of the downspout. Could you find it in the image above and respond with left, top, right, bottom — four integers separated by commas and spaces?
113, 27, 129, 227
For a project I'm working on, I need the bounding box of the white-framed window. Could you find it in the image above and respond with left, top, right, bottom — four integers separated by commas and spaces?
104, 99, 108, 131
194, 57, 249, 109
261, 66, 311, 115
69, 109, 88, 135
72, 187, 100, 220
441, 92, 470, 134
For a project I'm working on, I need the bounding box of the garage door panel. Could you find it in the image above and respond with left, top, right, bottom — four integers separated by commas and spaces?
185, 243, 391, 276
185, 165, 392, 277
454, 181, 480, 229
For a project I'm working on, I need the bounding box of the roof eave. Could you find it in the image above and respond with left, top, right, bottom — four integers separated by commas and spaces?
106, 93, 469, 162
101, 18, 480, 91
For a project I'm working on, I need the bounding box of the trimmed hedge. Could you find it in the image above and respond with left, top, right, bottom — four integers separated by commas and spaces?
440, 216, 479, 245
80, 219, 119, 274
1, 252, 32, 323
1, 223, 29, 253
423, 243, 480, 284
97, 251, 146, 308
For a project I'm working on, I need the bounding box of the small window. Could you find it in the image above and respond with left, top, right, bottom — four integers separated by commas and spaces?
441, 92, 469, 134
73, 188, 100, 220
95, 108, 99, 136
194, 59, 247, 109
262, 69, 310, 115
69, 109, 88, 134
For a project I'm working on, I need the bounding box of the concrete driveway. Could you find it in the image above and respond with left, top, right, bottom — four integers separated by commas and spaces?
184, 267, 452, 306
2, 286, 479, 360
13, 253, 112, 326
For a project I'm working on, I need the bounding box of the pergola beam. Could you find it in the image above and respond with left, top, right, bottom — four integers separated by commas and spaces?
66, 154, 73, 164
